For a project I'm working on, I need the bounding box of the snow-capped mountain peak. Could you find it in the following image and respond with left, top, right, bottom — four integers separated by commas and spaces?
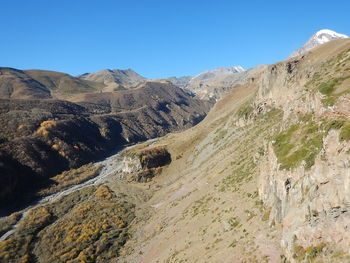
228, 66, 245, 73
314, 29, 348, 44
290, 29, 348, 58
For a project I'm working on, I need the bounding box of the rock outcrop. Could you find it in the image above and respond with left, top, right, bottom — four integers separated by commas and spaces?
121, 145, 171, 182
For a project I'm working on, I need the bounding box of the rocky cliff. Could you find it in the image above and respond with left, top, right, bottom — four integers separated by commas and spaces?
256, 38, 350, 261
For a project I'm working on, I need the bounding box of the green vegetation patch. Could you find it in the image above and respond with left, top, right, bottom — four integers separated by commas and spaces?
272, 122, 324, 170
322, 118, 350, 142
317, 76, 350, 106
340, 123, 350, 141
317, 77, 348, 95
273, 115, 350, 169
321, 119, 345, 132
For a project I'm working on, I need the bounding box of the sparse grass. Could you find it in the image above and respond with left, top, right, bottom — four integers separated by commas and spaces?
184, 195, 213, 217
299, 113, 313, 123
213, 129, 228, 145
227, 217, 240, 229
220, 160, 256, 192
292, 242, 326, 262
305, 72, 322, 88
305, 49, 350, 106
237, 100, 254, 119
317, 76, 350, 106
216, 107, 283, 192
261, 207, 271, 222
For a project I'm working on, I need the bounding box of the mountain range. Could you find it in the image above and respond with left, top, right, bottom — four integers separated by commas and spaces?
0, 29, 349, 263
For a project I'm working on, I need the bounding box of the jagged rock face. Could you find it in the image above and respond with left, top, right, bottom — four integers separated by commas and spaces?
259, 132, 350, 259
290, 29, 348, 58
254, 39, 350, 261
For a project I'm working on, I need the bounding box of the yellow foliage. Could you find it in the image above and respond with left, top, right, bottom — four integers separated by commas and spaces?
117, 220, 126, 228
19, 207, 51, 229
36, 120, 56, 137
1, 186, 135, 263
17, 124, 26, 130
51, 144, 60, 150
40, 120, 56, 128
95, 185, 114, 200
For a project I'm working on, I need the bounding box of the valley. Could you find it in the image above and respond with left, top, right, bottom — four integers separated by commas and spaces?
0, 30, 350, 263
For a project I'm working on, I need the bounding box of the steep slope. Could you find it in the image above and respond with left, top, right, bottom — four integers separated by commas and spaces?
118, 38, 350, 263
0, 68, 51, 99
78, 68, 145, 92
290, 29, 348, 58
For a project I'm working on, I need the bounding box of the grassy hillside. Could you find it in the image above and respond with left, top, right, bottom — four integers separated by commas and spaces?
25, 69, 105, 99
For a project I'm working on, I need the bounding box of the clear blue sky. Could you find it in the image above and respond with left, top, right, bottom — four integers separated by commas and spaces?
1, 0, 349, 78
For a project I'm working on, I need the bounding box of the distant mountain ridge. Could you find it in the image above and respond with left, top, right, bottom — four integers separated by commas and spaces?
166, 66, 246, 100
78, 68, 145, 91
290, 29, 348, 57
0, 67, 104, 100
166, 76, 192, 89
